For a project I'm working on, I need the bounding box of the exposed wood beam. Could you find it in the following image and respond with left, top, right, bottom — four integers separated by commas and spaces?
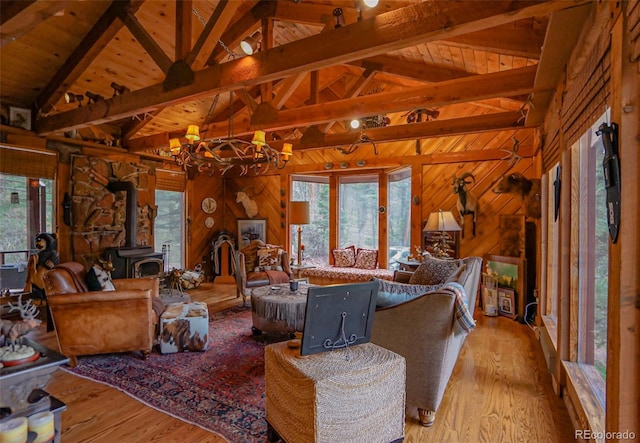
175, 0, 192, 60
205, 1, 276, 65
260, 17, 274, 103
121, 111, 160, 141
119, 7, 173, 73
236, 88, 258, 114
127, 110, 528, 153
270, 111, 530, 152
445, 22, 546, 59
272, 73, 307, 110
273, 2, 543, 58
34, 1, 144, 114
206, 66, 538, 137
36, 0, 580, 135
0, 1, 36, 25
1, 1, 72, 46
349, 55, 471, 83
526, 3, 593, 125
323, 68, 377, 133
286, 146, 536, 174
187, 0, 241, 70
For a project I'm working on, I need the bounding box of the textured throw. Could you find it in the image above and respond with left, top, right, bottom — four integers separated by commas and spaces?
62, 306, 284, 443
442, 281, 476, 332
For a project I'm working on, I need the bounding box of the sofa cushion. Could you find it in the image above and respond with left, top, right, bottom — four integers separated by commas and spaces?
374, 278, 441, 308
332, 246, 356, 267
409, 256, 461, 286
355, 248, 378, 270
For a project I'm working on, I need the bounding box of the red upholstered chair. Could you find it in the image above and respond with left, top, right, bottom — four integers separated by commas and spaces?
43, 262, 163, 367
235, 240, 293, 305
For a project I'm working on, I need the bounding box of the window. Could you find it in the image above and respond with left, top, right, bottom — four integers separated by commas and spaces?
339, 175, 379, 249
291, 176, 329, 266
387, 168, 411, 269
0, 173, 54, 265
154, 190, 184, 270
571, 110, 609, 400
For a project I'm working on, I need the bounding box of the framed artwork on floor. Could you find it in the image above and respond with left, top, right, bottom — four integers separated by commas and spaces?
237, 218, 266, 249
498, 288, 517, 319
483, 254, 527, 321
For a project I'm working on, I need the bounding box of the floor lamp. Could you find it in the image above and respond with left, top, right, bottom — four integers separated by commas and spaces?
290, 201, 310, 265
423, 209, 461, 258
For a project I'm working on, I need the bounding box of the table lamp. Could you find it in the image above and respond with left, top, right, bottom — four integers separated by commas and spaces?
423, 209, 461, 258
290, 201, 310, 265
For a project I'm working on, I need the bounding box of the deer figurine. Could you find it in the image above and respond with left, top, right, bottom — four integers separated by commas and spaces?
2, 295, 42, 347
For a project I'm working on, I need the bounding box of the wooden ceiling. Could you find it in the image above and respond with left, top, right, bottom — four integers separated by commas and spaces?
0, 0, 593, 160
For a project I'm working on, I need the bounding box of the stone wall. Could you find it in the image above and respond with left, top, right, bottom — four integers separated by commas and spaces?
70, 155, 154, 266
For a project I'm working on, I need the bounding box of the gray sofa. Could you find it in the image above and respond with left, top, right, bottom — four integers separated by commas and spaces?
371, 256, 482, 426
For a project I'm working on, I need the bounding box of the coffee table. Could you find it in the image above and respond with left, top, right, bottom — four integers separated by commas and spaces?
250, 283, 316, 335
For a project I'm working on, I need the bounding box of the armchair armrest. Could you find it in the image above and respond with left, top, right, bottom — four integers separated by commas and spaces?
48, 289, 152, 305
114, 277, 159, 295
393, 270, 413, 283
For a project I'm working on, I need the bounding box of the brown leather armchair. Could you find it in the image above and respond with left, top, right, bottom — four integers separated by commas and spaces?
43, 262, 163, 367
235, 240, 292, 304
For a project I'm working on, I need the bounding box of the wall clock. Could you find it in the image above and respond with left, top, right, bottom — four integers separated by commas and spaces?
205, 217, 215, 228
201, 197, 217, 214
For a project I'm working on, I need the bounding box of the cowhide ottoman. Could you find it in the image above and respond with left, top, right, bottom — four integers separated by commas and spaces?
159, 301, 209, 353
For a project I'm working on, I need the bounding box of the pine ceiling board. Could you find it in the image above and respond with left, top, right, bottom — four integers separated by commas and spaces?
486, 51, 501, 73
473, 49, 488, 75
499, 53, 514, 71
460, 46, 478, 74
0, 1, 110, 107
447, 45, 466, 71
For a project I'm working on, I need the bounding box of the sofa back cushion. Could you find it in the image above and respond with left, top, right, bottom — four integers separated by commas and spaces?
409, 256, 461, 286
354, 248, 378, 269
374, 278, 441, 308
332, 245, 356, 267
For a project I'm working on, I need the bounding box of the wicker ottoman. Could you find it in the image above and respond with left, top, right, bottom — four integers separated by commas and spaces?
265, 342, 405, 443
159, 301, 209, 353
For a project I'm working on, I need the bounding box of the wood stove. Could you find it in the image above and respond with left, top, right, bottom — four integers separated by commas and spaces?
102, 181, 163, 279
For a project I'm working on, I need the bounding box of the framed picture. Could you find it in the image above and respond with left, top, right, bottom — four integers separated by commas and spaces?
498, 288, 516, 319
237, 218, 266, 249
483, 254, 527, 321
9, 107, 31, 130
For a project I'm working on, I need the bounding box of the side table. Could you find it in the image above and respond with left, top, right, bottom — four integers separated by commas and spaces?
251, 284, 315, 334
265, 341, 405, 443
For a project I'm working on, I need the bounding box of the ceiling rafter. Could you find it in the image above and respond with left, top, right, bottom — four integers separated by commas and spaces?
204, 65, 538, 137
34, 0, 145, 115
35, 0, 581, 136
1, 1, 72, 46
118, 7, 173, 73
187, 0, 241, 70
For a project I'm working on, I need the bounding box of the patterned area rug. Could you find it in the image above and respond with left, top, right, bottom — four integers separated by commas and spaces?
62, 306, 287, 443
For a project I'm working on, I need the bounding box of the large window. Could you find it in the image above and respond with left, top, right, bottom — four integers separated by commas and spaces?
291, 176, 329, 266
0, 173, 54, 264
387, 168, 411, 269
154, 190, 184, 270
339, 175, 378, 249
571, 110, 609, 397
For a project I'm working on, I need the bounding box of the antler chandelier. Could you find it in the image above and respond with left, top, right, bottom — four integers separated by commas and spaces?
168, 92, 292, 176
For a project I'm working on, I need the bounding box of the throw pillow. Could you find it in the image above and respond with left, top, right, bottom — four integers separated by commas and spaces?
409, 256, 461, 286
86, 264, 116, 291
354, 248, 378, 269
332, 245, 356, 267
256, 247, 283, 271
374, 278, 440, 308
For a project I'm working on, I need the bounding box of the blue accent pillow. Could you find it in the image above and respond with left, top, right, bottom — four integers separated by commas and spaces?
373, 278, 441, 308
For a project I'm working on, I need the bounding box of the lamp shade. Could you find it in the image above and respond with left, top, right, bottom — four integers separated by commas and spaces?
252, 130, 267, 148
169, 138, 182, 155
423, 210, 461, 232
185, 125, 200, 141
290, 201, 310, 225
281, 143, 293, 159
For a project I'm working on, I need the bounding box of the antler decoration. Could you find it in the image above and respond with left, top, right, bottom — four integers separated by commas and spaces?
336, 133, 378, 156
500, 136, 522, 169
8, 294, 40, 320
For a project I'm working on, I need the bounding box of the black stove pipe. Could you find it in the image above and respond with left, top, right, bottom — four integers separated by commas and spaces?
107, 180, 137, 247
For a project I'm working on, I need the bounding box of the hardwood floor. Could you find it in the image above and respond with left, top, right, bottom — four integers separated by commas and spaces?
28, 282, 574, 442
